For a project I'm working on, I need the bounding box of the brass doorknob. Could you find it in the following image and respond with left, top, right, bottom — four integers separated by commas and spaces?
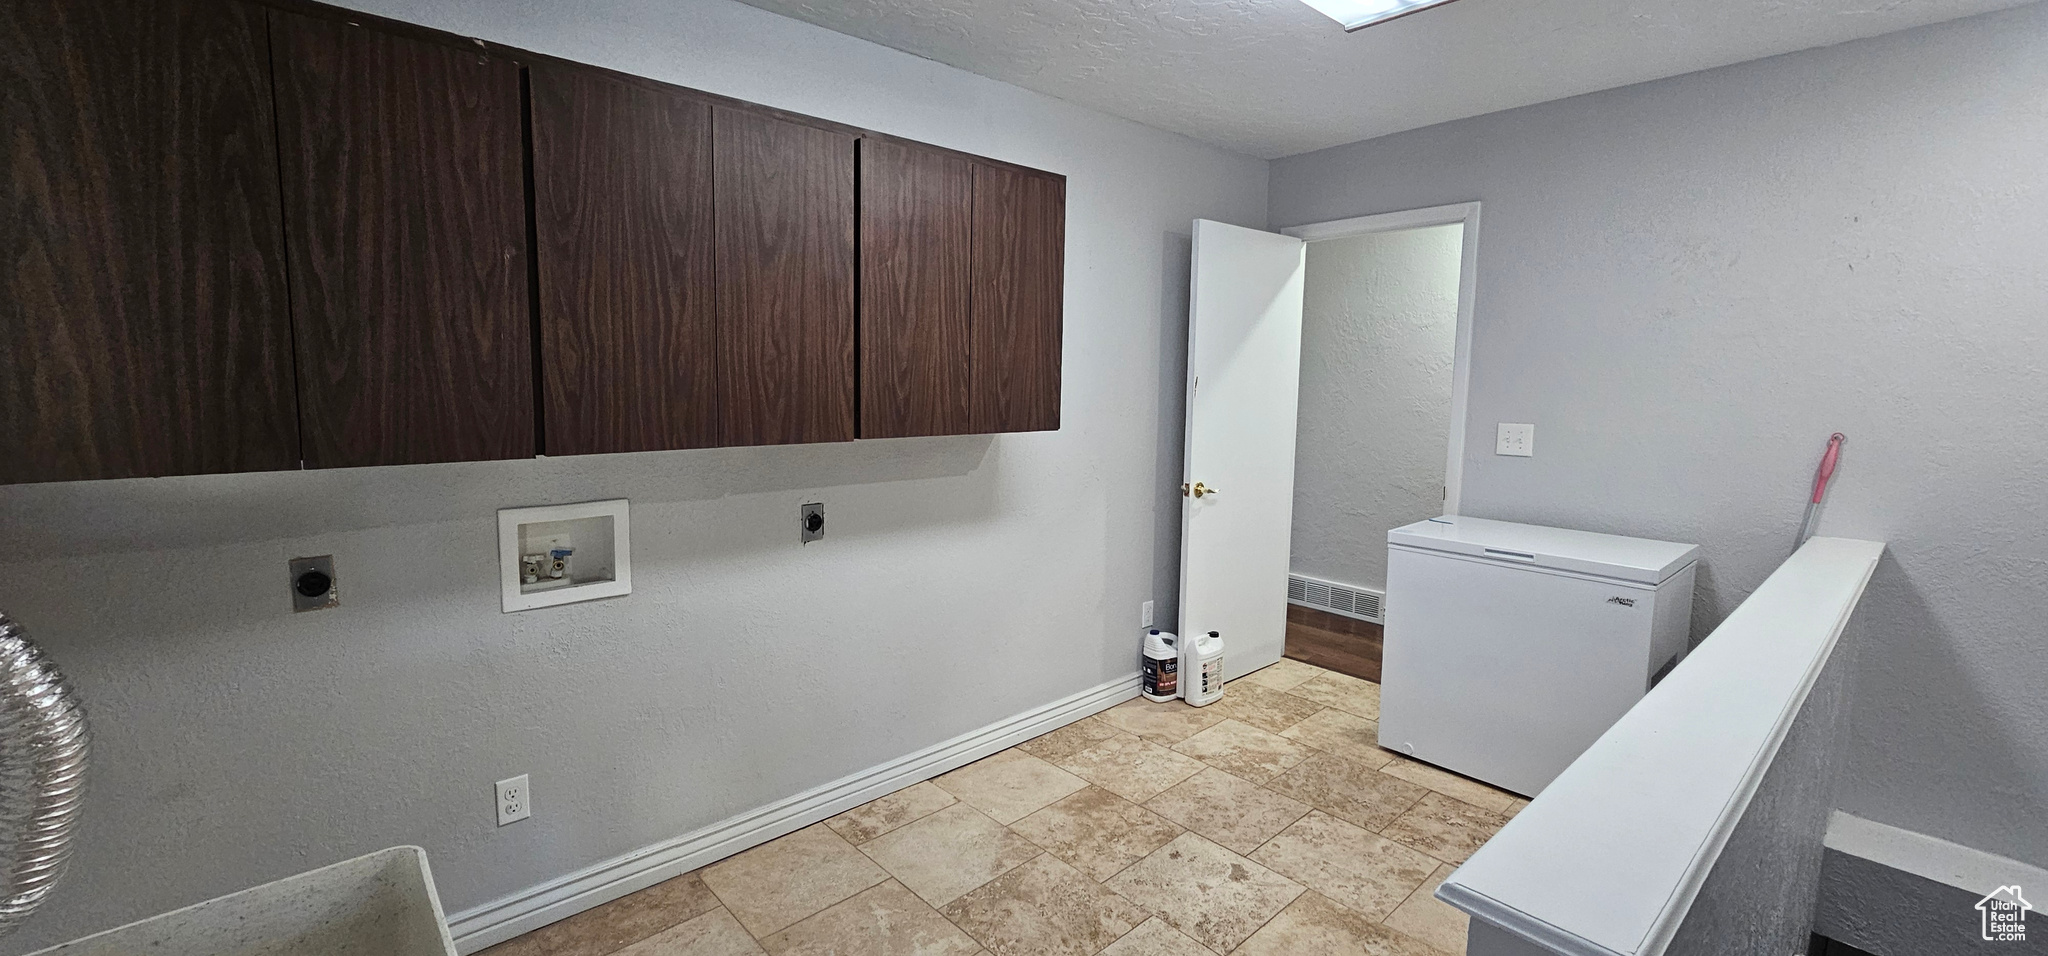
1192, 482, 1219, 499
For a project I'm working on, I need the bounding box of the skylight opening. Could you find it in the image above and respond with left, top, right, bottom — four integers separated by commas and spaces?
1298, 0, 1462, 32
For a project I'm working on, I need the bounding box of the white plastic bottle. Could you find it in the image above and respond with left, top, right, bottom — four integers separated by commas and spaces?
1182, 630, 1225, 706
1141, 630, 1179, 702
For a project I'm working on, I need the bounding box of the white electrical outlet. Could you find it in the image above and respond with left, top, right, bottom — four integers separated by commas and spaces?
495, 774, 531, 826
1141, 600, 1156, 628
1496, 423, 1535, 457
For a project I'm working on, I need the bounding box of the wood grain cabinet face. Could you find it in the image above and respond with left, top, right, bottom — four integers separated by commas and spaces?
0, 0, 299, 484
970, 163, 1065, 434
713, 107, 857, 447
269, 11, 534, 469
3, 0, 1063, 482
530, 64, 719, 455
858, 140, 974, 438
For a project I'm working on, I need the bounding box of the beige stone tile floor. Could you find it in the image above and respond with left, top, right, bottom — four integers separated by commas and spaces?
479, 661, 1519, 956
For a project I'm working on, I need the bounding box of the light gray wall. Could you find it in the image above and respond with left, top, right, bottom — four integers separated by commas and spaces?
1291, 225, 1463, 593
0, 0, 1266, 949
1271, 3, 2048, 869
1665, 630, 1854, 956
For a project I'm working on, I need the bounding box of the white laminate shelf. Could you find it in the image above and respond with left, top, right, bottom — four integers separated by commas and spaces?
1436, 536, 1886, 956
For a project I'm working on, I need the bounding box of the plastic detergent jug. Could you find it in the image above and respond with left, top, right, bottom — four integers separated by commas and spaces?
1141, 630, 1179, 702
1183, 630, 1225, 706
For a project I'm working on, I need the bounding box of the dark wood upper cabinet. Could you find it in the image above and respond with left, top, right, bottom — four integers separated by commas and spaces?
4, 0, 1064, 483
269, 10, 533, 469
858, 139, 974, 439
530, 63, 719, 455
970, 163, 1066, 434
0, 0, 298, 484
714, 107, 857, 447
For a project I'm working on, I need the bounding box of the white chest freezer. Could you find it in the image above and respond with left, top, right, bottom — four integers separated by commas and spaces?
1378, 516, 1700, 797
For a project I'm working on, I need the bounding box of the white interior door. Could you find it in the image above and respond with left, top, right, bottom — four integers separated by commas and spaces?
1178, 220, 1306, 679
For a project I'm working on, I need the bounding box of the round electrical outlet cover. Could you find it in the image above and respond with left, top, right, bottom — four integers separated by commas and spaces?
295, 570, 332, 598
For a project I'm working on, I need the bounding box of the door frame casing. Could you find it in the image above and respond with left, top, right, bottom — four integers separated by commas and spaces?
1281, 201, 1480, 516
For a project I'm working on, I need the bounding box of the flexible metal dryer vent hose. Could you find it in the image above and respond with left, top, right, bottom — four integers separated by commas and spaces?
0, 612, 88, 936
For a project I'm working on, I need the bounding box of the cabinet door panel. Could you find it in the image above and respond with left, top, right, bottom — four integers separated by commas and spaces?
0, 0, 297, 483
714, 108, 855, 446
970, 164, 1064, 433
270, 11, 533, 468
531, 64, 718, 455
858, 140, 972, 438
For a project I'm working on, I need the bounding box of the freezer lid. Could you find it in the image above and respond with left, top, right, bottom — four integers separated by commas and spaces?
1388, 516, 1701, 585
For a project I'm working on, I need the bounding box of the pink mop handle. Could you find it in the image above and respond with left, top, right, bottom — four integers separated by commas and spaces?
1811, 433, 1845, 504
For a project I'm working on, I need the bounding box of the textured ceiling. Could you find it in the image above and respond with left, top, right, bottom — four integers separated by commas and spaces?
731, 0, 2039, 158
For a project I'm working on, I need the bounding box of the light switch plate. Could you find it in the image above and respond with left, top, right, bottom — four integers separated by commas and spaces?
1497, 423, 1535, 457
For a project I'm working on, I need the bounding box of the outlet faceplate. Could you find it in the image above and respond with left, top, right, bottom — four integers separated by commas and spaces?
800, 503, 826, 543
1141, 601, 1155, 628
289, 555, 339, 612
496, 774, 530, 827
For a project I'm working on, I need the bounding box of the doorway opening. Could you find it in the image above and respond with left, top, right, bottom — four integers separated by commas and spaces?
1280, 204, 1479, 681
1173, 205, 1476, 685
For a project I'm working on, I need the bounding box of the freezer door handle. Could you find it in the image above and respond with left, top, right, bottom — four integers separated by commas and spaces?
1483, 548, 1538, 561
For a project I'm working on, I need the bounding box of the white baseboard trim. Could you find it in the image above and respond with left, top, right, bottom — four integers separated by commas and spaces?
447, 673, 1143, 953
1824, 810, 2048, 897
1815, 810, 2048, 955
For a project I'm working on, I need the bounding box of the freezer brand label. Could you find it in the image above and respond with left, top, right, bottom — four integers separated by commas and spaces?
1606, 596, 1636, 607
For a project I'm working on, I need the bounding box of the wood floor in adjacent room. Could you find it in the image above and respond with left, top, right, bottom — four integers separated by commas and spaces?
480, 660, 1524, 956
1284, 604, 1384, 683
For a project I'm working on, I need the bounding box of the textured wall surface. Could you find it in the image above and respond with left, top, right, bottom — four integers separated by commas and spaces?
1271, 2, 2048, 868
1818, 848, 2048, 954
0, 0, 1266, 949
1291, 225, 1462, 593
1816, 828, 2048, 955
1664, 629, 1854, 956
728, 0, 2035, 157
